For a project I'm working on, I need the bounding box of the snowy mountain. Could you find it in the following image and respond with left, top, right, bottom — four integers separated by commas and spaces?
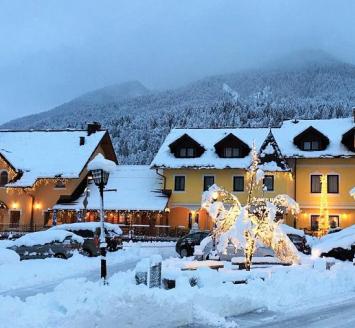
2, 51, 355, 164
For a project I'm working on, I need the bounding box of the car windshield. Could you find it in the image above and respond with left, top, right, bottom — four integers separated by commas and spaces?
71, 230, 94, 238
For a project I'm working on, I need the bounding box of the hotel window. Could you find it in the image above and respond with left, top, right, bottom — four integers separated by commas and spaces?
311, 215, 320, 231
223, 147, 240, 158
179, 147, 195, 158
233, 176, 244, 192
327, 175, 339, 194
329, 215, 340, 229
0, 170, 8, 187
203, 176, 214, 191
263, 175, 274, 191
174, 176, 185, 192
303, 140, 320, 151
311, 175, 321, 193
9, 210, 20, 228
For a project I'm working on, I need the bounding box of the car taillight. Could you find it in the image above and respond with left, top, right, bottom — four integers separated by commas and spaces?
94, 236, 99, 247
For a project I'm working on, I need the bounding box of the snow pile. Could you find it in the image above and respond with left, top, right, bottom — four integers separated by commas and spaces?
87, 153, 117, 173
0, 248, 20, 265
1, 260, 355, 327
12, 230, 84, 247
279, 224, 305, 237
0, 242, 176, 293
312, 225, 355, 255
50, 222, 122, 235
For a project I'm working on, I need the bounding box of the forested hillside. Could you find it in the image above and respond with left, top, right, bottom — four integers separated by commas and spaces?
3, 53, 355, 164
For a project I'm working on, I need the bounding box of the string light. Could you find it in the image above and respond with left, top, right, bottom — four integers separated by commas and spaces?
318, 174, 329, 235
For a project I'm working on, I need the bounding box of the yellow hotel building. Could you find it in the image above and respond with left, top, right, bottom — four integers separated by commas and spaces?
151, 115, 355, 234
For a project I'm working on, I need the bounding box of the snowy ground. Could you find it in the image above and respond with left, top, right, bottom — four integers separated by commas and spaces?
1, 240, 355, 328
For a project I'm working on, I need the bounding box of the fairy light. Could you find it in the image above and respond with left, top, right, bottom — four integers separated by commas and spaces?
318, 174, 329, 235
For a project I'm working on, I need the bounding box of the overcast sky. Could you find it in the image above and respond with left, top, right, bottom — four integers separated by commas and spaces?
0, 0, 354, 124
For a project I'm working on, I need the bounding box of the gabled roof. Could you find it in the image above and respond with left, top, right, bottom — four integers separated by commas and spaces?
151, 128, 270, 169
0, 130, 116, 187
259, 130, 290, 172
273, 117, 354, 158
341, 127, 355, 152
168, 133, 205, 157
54, 165, 168, 211
293, 126, 330, 150
214, 133, 251, 158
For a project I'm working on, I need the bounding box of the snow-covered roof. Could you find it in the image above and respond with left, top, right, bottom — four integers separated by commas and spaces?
54, 165, 168, 211
0, 130, 107, 187
152, 118, 354, 169
274, 117, 354, 158
151, 128, 270, 169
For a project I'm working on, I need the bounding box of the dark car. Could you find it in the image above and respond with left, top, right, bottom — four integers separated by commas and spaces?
287, 233, 311, 254
176, 231, 210, 258
8, 230, 83, 260
312, 225, 355, 261
50, 222, 123, 257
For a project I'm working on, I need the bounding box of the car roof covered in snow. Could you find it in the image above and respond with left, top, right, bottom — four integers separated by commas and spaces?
50, 222, 122, 235
0, 130, 108, 187
150, 128, 270, 169
312, 225, 355, 254
54, 165, 168, 211
11, 229, 84, 247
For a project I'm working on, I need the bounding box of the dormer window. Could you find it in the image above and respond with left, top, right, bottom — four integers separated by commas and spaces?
0, 170, 8, 187
169, 134, 205, 158
179, 147, 195, 158
341, 127, 355, 152
293, 126, 329, 151
214, 133, 250, 158
223, 147, 240, 158
303, 141, 320, 151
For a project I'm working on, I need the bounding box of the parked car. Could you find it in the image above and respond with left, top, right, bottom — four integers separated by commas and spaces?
279, 224, 311, 254
7, 230, 83, 260
176, 231, 210, 257
50, 222, 123, 257
312, 225, 355, 261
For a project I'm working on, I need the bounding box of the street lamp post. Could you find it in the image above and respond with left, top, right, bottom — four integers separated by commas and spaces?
88, 154, 116, 284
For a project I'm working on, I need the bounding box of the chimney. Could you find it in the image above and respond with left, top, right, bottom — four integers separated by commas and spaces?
79, 136, 85, 146
87, 122, 101, 136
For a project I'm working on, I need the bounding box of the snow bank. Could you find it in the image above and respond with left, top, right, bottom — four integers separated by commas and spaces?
12, 230, 84, 247
0, 248, 20, 265
279, 224, 305, 237
1, 260, 355, 328
0, 242, 175, 293
312, 225, 355, 255
50, 222, 122, 235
